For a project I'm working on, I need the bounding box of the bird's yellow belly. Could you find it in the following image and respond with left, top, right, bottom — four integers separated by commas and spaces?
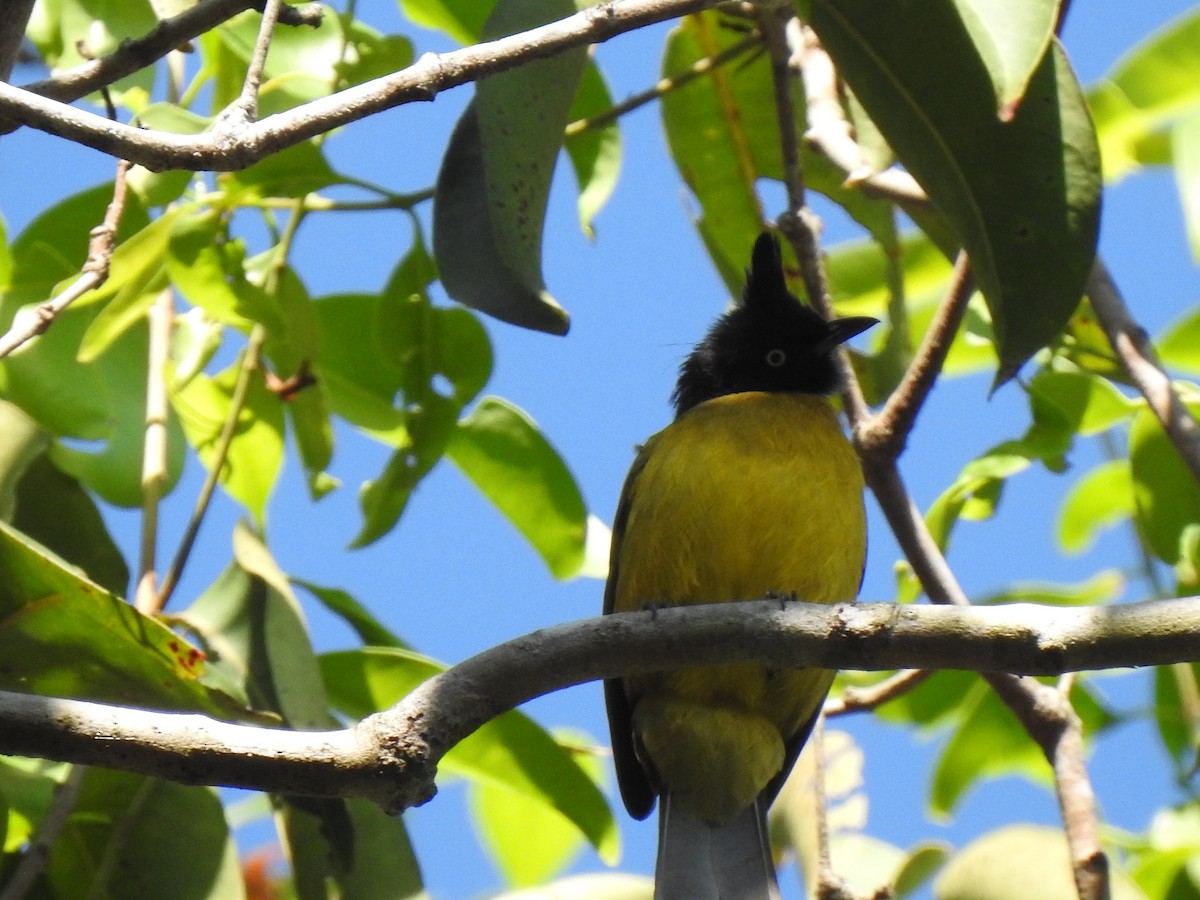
614, 392, 865, 823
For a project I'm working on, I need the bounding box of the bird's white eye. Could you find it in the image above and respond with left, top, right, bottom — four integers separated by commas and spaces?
765, 348, 786, 367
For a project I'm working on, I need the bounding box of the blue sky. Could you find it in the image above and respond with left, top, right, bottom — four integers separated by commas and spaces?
3, 2, 1199, 897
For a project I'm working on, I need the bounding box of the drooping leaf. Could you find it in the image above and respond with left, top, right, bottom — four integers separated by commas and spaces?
321, 647, 619, 863
808, 2, 1101, 385
292, 579, 409, 649
433, 0, 587, 334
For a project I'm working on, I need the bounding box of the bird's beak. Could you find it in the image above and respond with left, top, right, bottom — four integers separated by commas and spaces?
817, 316, 879, 353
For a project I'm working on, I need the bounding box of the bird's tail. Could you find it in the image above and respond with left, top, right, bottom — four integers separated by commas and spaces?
655, 794, 780, 900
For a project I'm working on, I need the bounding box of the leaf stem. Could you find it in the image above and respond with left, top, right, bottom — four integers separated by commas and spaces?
134, 289, 174, 614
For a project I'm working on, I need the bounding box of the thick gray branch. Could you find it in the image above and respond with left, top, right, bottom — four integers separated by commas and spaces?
0, 0, 722, 171
0, 598, 1194, 812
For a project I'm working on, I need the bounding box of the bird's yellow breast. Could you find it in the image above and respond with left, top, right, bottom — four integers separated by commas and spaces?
612, 391, 866, 822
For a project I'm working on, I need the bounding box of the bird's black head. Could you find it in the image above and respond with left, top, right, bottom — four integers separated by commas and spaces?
671, 233, 878, 417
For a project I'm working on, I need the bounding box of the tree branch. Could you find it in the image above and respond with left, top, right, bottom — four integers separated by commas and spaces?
0, 598, 1195, 813
0, 0, 723, 171
12, 0, 323, 109
1089, 258, 1200, 486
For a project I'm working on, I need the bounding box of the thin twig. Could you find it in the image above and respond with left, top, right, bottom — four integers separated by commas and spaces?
824, 669, 931, 717
0, 158, 131, 359
565, 32, 761, 138
0, 0, 725, 170
1088, 258, 1200, 486
224, 0, 284, 126
794, 24, 928, 208
156, 326, 267, 609
858, 252, 974, 460
135, 290, 174, 615
12, 0, 321, 110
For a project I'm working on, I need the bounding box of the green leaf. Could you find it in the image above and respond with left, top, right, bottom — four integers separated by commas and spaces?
830, 833, 908, 899
979, 571, 1124, 607
1154, 663, 1200, 774
925, 444, 1032, 549
447, 397, 587, 579
1057, 459, 1134, 554
2, 184, 149, 313
217, 9, 345, 113
930, 680, 1048, 816
11, 454, 129, 597
0, 520, 242, 716
0, 399, 49, 521
1172, 107, 1200, 264
808, 3, 1101, 385
873, 669, 978, 730
231, 522, 333, 729
47, 771, 244, 900
1027, 369, 1139, 437
433, 0, 587, 334
934, 825, 1076, 900
219, 140, 341, 203
1088, 7, 1200, 183
170, 357, 284, 525
566, 62, 622, 239
278, 796, 425, 900
1129, 405, 1200, 563
893, 842, 952, 898
1158, 304, 1200, 377
352, 248, 494, 545
49, 318, 187, 508
321, 647, 619, 863
292, 579, 409, 649
337, 23, 415, 88
951, 0, 1058, 115
398, 0, 496, 44
167, 206, 279, 333
77, 208, 184, 362
0, 758, 64, 852
470, 730, 602, 886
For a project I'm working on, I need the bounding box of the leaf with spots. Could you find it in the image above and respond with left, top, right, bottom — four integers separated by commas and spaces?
432, 0, 587, 334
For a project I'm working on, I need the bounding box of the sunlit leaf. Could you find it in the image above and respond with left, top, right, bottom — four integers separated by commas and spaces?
1158, 304, 1200, 376
1088, 7, 1200, 183
321, 647, 619, 863
1057, 459, 1134, 554
978, 571, 1124, 607
1027, 369, 1139, 437
1129, 405, 1200, 563
934, 825, 1076, 900
398, 0, 496, 44
447, 397, 587, 580
170, 358, 284, 525
566, 62, 622, 239
809, 2, 1101, 384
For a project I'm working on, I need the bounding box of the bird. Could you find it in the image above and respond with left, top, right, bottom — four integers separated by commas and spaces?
603, 232, 876, 899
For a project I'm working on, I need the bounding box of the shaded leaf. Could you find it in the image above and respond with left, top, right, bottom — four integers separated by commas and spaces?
433, 0, 587, 334
47, 771, 243, 900
952, 0, 1058, 115
1129, 405, 1200, 563
809, 2, 1101, 384
447, 397, 587, 579
293, 579, 409, 649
